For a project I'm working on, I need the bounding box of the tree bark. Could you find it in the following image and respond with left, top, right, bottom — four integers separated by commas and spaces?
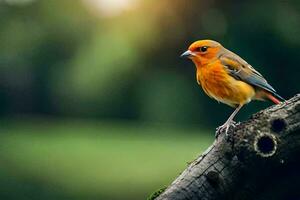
155, 94, 300, 200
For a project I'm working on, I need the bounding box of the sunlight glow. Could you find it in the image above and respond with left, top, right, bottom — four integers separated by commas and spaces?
83, 0, 137, 17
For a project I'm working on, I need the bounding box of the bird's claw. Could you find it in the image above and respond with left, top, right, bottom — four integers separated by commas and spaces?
215, 121, 240, 138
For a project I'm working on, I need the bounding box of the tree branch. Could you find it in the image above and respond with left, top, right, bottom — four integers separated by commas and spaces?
155, 94, 300, 200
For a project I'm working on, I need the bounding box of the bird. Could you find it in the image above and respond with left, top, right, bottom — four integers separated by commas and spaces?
181, 39, 284, 136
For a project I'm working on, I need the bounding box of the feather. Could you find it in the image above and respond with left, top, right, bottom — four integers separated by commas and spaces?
219, 49, 284, 101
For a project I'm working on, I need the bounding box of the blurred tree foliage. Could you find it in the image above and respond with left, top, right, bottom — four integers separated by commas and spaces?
0, 0, 299, 127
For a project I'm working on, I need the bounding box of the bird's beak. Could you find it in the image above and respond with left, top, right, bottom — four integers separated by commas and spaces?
180, 50, 194, 58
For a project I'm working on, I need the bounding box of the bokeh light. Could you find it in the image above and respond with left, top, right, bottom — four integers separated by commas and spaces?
83, 0, 137, 17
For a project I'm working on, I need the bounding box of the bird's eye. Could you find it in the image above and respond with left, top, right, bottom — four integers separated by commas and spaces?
199, 46, 208, 52
195, 46, 208, 52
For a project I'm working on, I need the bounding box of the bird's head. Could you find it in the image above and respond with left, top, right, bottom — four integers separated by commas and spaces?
181, 40, 223, 65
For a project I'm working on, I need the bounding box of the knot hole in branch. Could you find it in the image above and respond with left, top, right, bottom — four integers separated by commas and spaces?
205, 171, 221, 188
271, 118, 287, 133
254, 133, 277, 157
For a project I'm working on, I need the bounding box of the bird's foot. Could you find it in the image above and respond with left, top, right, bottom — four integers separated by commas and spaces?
215, 121, 240, 138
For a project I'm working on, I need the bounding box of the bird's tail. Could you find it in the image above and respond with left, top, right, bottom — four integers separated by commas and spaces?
265, 92, 285, 104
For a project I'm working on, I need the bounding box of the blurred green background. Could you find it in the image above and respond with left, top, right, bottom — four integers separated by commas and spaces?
0, 0, 299, 199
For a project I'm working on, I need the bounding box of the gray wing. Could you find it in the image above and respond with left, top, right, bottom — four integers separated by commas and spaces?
219, 49, 277, 95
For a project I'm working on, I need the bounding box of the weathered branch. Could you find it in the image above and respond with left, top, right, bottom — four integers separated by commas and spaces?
155, 94, 300, 200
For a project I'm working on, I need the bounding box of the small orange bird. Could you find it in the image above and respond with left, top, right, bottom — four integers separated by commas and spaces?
181, 40, 285, 136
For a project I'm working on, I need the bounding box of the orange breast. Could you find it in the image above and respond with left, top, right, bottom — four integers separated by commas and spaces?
196, 61, 255, 107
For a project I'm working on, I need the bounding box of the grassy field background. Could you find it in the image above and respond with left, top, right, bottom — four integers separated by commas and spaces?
0, 119, 213, 200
